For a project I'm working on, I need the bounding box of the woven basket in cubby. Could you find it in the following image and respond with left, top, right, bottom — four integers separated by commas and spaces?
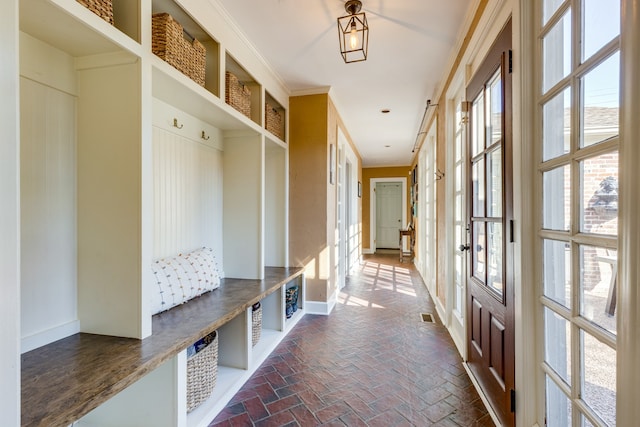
225, 71, 251, 118
252, 302, 262, 347
77, 0, 114, 25
152, 13, 206, 86
186, 330, 218, 412
265, 103, 284, 140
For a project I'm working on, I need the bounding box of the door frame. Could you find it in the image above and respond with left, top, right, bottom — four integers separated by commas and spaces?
338, 128, 359, 282
344, 160, 353, 280
369, 177, 407, 253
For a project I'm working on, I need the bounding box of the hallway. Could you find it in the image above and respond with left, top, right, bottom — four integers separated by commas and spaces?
210, 254, 493, 426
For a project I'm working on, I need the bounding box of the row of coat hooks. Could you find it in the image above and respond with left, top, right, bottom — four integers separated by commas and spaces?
173, 118, 210, 140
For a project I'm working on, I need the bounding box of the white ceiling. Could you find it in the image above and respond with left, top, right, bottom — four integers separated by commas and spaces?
215, 0, 473, 167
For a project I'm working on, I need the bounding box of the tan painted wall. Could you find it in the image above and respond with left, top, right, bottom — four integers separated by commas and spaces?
362, 166, 412, 251
289, 94, 330, 302
289, 94, 362, 304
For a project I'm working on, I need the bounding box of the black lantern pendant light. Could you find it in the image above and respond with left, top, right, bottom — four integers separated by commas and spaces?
337, 0, 369, 63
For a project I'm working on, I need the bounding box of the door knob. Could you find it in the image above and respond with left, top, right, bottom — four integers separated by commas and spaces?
459, 244, 470, 251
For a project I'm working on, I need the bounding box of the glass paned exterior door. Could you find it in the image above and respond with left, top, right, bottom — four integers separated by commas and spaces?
465, 20, 514, 425
453, 98, 466, 319
537, 1, 619, 426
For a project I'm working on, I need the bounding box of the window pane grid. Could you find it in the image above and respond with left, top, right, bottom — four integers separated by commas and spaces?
545, 371, 573, 426
538, 0, 619, 425
581, 0, 620, 62
543, 0, 569, 26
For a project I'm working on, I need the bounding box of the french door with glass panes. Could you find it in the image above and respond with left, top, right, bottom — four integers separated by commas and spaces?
453, 94, 467, 325
465, 19, 515, 427
537, 1, 619, 426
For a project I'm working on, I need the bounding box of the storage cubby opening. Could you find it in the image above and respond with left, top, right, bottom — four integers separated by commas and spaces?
260, 290, 283, 332
78, 353, 183, 427
216, 312, 248, 370
152, 0, 221, 97
222, 134, 263, 279
264, 91, 286, 142
20, 0, 141, 57
151, 98, 224, 280
19, 32, 148, 351
264, 142, 287, 267
111, 0, 141, 43
225, 53, 261, 125
285, 277, 303, 321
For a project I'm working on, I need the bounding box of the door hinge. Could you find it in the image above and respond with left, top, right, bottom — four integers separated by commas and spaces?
508, 50, 513, 74
510, 389, 516, 413
509, 220, 514, 243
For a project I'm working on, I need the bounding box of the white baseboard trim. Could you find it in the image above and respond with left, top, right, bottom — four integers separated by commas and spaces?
304, 289, 338, 315
449, 316, 466, 360
362, 248, 374, 254
463, 362, 502, 427
22, 320, 80, 353
304, 301, 332, 315
434, 296, 446, 324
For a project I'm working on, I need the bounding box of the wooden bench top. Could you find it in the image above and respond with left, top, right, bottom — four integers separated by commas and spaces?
21, 267, 304, 427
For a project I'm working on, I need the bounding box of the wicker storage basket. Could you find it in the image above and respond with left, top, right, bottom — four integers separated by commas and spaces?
186, 331, 218, 412
251, 302, 262, 347
152, 13, 206, 86
265, 103, 284, 140
77, 0, 114, 25
225, 71, 251, 118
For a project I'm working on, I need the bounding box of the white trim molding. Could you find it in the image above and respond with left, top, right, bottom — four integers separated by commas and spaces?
618, 0, 640, 424
368, 177, 408, 253
304, 289, 338, 316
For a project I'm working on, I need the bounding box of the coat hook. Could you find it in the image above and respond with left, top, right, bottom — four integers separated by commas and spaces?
435, 169, 445, 181
201, 131, 210, 140
173, 118, 183, 129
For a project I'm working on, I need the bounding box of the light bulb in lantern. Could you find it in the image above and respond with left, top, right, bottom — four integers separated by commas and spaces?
349, 21, 358, 49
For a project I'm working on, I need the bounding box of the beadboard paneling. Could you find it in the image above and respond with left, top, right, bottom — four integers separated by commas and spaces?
265, 146, 286, 267
20, 76, 78, 350
152, 126, 223, 265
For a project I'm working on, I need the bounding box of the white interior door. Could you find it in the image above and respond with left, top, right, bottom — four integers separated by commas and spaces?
376, 182, 402, 249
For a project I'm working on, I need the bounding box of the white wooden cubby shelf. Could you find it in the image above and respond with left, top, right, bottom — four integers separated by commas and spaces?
21, 271, 306, 427
18, 0, 292, 425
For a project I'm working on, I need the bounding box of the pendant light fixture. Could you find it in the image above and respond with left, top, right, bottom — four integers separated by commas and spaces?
337, 0, 369, 63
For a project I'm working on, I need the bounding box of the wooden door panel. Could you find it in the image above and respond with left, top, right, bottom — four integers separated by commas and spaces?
490, 315, 506, 387
471, 298, 483, 356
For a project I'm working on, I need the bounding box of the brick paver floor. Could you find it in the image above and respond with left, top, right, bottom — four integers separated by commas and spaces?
210, 253, 494, 426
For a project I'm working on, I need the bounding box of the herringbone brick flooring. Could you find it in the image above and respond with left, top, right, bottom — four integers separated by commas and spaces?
210, 253, 494, 426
